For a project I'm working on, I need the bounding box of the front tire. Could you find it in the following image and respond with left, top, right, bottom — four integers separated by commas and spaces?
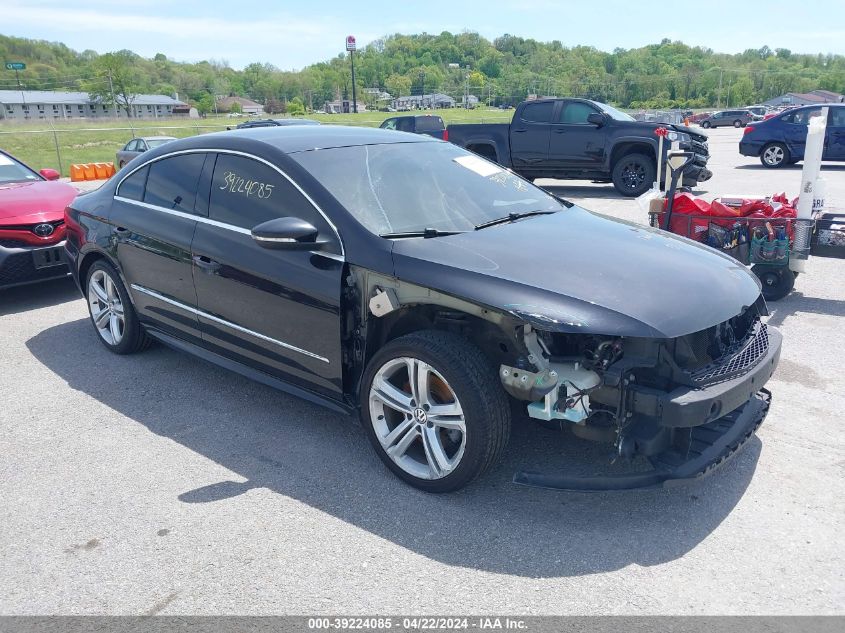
360, 331, 510, 492
760, 143, 789, 168
86, 260, 150, 354
611, 153, 655, 197
701, 121, 711, 129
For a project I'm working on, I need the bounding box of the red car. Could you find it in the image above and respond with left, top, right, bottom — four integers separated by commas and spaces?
0, 150, 78, 289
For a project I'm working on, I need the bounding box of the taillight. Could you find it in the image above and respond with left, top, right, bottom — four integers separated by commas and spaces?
743, 126, 754, 135
442, 129, 449, 141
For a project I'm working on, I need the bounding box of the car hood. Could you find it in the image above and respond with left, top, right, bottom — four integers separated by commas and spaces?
390, 207, 762, 339
0, 180, 78, 224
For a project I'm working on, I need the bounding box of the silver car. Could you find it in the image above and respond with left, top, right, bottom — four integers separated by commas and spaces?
115, 136, 176, 168
700, 110, 754, 129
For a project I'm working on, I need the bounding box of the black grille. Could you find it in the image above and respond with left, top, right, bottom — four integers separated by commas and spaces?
690, 140, 709, 156
0, 251, 68, 286
0, 238, 29, 248
689, 321, 769, 384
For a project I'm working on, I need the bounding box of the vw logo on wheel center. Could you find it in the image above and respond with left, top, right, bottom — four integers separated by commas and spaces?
413, 407, 427, 423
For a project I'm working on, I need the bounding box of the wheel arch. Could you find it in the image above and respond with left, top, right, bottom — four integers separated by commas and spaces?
610, 140, 656, 170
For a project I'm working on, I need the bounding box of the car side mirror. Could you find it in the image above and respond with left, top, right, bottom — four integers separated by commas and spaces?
251, 217, 327, 250
587, 113, 605, 127
39, 168, 60, 181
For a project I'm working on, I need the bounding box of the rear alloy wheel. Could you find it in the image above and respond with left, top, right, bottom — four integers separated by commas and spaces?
86, 261, 150, 354
361, 331, 510, 492
734, 119, 744, 128
760, 143, 789, 168
612, 153, 655, 197
752, 264, 795, 301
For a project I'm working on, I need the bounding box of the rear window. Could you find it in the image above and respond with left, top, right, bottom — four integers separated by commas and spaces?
143, 153, 206, 214
415, 116, 444, 132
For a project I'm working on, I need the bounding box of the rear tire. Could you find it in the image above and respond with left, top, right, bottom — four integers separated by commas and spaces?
734, 120, 743, 128
360, 331, 510, 492
760, 143, 789, 168
85, 260, 151, 354
752, 265, 795, 301
611, 153, 655, 197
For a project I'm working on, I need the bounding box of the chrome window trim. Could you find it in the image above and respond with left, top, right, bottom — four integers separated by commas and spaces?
130, 283, 330, 363
115, 147, 345, 256
114, 196, 252, 235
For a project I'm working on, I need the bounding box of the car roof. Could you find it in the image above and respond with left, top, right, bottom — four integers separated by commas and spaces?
139, 136, 176, 141
170, 125, 437, 154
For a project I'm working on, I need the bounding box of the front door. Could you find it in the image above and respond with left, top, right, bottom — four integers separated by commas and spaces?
111, 152, 209, 345
191, 152, 345, 399
548, 101, 606, 171
823, 107, 845, 160
509, 101, 555, 174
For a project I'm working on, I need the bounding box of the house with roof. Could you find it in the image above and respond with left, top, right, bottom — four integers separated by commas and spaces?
0, 90, 187, 120
392, 93, 456, 110
761, 90, 844, 108
215, 96, 264, 116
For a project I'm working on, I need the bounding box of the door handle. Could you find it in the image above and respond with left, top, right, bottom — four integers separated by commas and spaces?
553, 128, 566, 134
512, 128, 527, 133
192, 255, 221, 273
114, 226, 129, 234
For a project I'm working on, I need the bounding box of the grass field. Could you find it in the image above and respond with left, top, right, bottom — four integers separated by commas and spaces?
0, 108, 513, 176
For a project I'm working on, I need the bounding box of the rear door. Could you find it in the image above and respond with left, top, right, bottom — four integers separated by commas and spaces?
191, 152, 345, 398
509, 101, 555, 173
112, 152, 209, 345
548, 101, 606, 170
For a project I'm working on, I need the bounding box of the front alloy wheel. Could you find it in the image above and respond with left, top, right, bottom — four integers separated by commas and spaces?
369, 357, 466, 480
361, 331, 510, 492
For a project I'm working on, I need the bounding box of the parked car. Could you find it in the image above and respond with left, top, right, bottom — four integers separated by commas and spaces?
745, 106, 769, 119
379, 115, 446, 139
230, 118, 321, 130
699, 110, 754, 128
64, 126, 780, 492
447, 98, 712, 196
116, 136, 176, 169
0, 150, 78, 290
740, 104, 845, 167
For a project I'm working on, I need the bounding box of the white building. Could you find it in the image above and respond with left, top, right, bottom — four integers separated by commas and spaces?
0, 90, 187, 120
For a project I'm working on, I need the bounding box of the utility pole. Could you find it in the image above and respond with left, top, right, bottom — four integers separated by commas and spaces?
716, 67, 723, 109
108, 69, 117, 118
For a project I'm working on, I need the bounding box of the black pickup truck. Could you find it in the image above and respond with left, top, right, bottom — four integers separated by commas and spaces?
447, 98, 712, 196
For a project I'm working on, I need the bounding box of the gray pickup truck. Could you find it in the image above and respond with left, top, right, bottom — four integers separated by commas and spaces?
447, 98, 712, 196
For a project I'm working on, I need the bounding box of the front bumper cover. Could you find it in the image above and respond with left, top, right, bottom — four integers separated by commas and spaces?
514, 388, 771, 491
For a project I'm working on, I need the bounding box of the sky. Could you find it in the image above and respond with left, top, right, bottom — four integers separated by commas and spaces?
5, 0, 845, 70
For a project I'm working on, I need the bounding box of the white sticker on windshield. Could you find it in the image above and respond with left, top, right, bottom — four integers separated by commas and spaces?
0, 155, 14, 166
453, 154, 503, 178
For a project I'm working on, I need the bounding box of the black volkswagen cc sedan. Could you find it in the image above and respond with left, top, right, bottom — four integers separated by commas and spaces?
64, 126, 781, 492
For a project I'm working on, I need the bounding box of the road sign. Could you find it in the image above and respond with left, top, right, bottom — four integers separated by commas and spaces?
345, 35, 356, 52
5, 62, 26, 71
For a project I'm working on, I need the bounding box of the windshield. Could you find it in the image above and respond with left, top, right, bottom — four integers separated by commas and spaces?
0, 153, 41, 185
596, 102, 635, 122
146, 138, 174, 148
292, 141, 565, 236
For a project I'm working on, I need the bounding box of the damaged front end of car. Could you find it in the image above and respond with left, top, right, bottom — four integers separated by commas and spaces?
502, 295, 780, 491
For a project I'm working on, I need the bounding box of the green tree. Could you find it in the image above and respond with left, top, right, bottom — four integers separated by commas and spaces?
196, 93, 215, 116
229, 101, 242, 114
288, 96, 305, 116
82, 50, 142, 117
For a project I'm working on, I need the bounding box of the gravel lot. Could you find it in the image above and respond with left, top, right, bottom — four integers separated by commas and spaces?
1, 127, 843, 615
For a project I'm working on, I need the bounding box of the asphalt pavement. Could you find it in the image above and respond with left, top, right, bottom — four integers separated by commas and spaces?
1, 126, 843, 615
